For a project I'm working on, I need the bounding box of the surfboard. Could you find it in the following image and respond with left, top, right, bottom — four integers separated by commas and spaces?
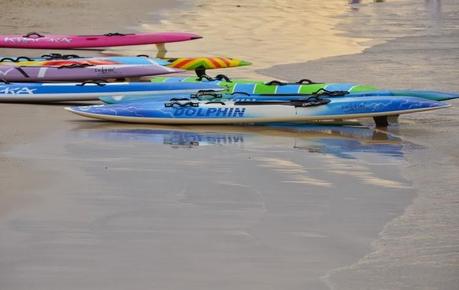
150, 76, 378, 94
99, 84, 374, 104
0, 55, 251, 71
0, 63, 180, 82
99, 91, 348, 104
0, 32, 202, 49
66, 95, 449, 125
0, 81, 221, 102
150, 76, 459, 101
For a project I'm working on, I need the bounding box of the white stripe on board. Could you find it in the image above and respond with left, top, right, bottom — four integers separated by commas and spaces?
42, 82, 129, 86
37, 67, 48, 78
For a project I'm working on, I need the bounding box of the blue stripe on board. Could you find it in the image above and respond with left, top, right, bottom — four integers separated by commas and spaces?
106, 57, 153, 65
324, 83, 356, 91
276, 85, 302, 94
232, 83, 257, 94
0, 82, 219, 94
163, 77, 190, 83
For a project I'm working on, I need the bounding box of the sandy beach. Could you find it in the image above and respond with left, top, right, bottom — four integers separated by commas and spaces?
1, 0, 458, 289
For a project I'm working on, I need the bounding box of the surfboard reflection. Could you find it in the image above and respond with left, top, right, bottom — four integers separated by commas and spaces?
72, 123, 422, 159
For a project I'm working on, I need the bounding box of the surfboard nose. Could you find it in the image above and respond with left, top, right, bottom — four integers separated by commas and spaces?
238, 59, 252, 67
65, 106, 82, 114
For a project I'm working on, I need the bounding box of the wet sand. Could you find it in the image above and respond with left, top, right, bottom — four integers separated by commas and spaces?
260, 0, 459, 288
0, 0, 176, 216
1, 122, 417, 290
1, 0, 458, 289
0, 0, 177, 33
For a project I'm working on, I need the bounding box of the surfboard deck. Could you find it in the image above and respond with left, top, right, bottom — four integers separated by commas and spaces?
0, 56, 251, 71
150, 76, 459, 101
66, 96, 449, 125
0, 64, 180, 82
0, 81, 221, 102
0, 32, 202, 49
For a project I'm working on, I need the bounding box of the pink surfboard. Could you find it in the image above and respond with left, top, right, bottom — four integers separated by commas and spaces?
0, 32, 202, 49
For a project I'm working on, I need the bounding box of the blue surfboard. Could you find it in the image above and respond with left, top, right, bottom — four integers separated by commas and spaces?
67, 95, 449, 125
0, 81, 221, 102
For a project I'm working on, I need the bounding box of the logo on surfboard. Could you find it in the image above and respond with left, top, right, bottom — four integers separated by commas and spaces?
173, 107, 246, 118
3, 37, 72, 43
0, 86, 36, 94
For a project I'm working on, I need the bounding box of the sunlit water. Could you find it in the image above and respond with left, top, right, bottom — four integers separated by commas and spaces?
111, 0, 373, 78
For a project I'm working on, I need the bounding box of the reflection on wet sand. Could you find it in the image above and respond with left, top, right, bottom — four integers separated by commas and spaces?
255, 157, 333, 187
71, 122, 412, 159
426, 0, 442, 19
1, 121, 416, 290
322, 155, 411, 189
68, 123, 418, 189
348, 0, 386, 12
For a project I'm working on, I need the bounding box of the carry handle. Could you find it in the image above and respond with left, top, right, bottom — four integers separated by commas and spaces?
164, 101, 199, 108
76, 80, 107, 86
104, 32, 133, 37
41, 53, 81, 60
214, 74, 231, 82
0, 57, 17, 63
16, 56, 33, 62
0, 56, 33, 63
265, 79, 318, 86
297, 79, 316, 84
312, 88, 349, 97
57, 63, 93, 69
264, 80, 286, 86
205, 101, 226, 105
22, 32, 45, 38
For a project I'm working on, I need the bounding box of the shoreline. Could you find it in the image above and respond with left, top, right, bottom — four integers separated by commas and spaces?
258, 0, 459, 288
115, 0, 372, 79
